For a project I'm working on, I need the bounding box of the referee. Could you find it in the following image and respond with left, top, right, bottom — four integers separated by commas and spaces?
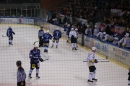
38, 26, 44, 47
16, 60, 26, 86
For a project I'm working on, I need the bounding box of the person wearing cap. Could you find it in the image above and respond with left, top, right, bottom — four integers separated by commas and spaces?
38, 26, 44, 47
16, 60, 26, 86
128, 67, 130, 86
87, 47, 98, 82
29, 43, 41, 78
42, 30, 52, 52
6, 26, 15, 45
122, 33, 130, 48
69, 28, 78, 50
51, 28, 62, 48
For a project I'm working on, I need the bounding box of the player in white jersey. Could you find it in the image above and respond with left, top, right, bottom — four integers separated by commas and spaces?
122, 33, 130, 49
69, 28, 78, 50
87, 47, 98, 82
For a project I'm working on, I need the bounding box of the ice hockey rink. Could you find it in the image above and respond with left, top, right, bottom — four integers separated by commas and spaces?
0, 24, 128, 86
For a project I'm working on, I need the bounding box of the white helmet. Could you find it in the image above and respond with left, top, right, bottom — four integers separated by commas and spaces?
71, 28, 74, 30
46, 30, 49, 33
103, 32, 106, 34
34, 42, 39, 48
92, 47, 97, 51
56, 28, 59, 30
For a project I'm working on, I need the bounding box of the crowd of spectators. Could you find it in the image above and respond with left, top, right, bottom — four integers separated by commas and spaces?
48, 0, 130, 49
51, 0, 130, 28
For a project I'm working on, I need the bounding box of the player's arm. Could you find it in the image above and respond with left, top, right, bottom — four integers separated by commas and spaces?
89, 54, 98, 63
29, 51, 33, 59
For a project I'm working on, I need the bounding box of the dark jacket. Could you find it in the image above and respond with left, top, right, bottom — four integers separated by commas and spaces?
17, 67, 26, 82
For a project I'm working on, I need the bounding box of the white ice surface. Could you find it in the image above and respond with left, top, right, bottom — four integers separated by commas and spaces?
0, 24, 128, 86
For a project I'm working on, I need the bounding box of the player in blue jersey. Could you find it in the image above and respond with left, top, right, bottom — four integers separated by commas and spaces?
29, 44, 41, 79
64, 24, 71, 43
51, 28, 62, 48
6, 26, 15, 45
42, 30, 52, 53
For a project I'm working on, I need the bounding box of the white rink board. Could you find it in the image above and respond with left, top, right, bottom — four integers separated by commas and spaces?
0, 24, 128, 86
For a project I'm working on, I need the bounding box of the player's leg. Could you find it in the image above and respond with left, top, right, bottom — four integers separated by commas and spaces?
56, 39, 59, 48
67, 35, 69, 43
51, 38, 55, 48
36, 63, 40, 78
29, 63, 35, 78
92, 66, 97, 81
44, 42, 49, 52
11, 36, 13, 45
88, 66, 95, 82
39, 36, 42, 47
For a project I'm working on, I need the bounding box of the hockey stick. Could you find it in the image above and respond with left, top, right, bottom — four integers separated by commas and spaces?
33, 41, 39, 45
83, 61, 109, 62
2, 35, 7, 37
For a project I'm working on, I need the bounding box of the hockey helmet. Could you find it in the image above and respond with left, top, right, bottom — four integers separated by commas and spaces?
71, 28, 74, 30
46, 30, 50, 33
92, 47, 97, 51
34, 42, 39, 48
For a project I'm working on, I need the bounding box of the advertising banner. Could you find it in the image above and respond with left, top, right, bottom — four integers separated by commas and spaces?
17, 18, 34, 24
0, 18, 17, 24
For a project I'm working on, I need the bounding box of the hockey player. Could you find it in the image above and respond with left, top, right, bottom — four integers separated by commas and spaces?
87, 47, 98, 82
38, 26, 44, 47
51, 28, 62, 48
29, 43, 42, 78
6, 26, 15, 45
64, 24, 71, 43
128, 67, 130, 86
42, 30, 52, 52
69, 28, 78, 50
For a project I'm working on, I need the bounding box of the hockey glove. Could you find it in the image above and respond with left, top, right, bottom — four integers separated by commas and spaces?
39, 57, 44, 62
94, 59, 98, 63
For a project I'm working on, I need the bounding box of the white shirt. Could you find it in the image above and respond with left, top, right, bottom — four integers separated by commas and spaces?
87, 52, 95, 67
69, 30, 77, 38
